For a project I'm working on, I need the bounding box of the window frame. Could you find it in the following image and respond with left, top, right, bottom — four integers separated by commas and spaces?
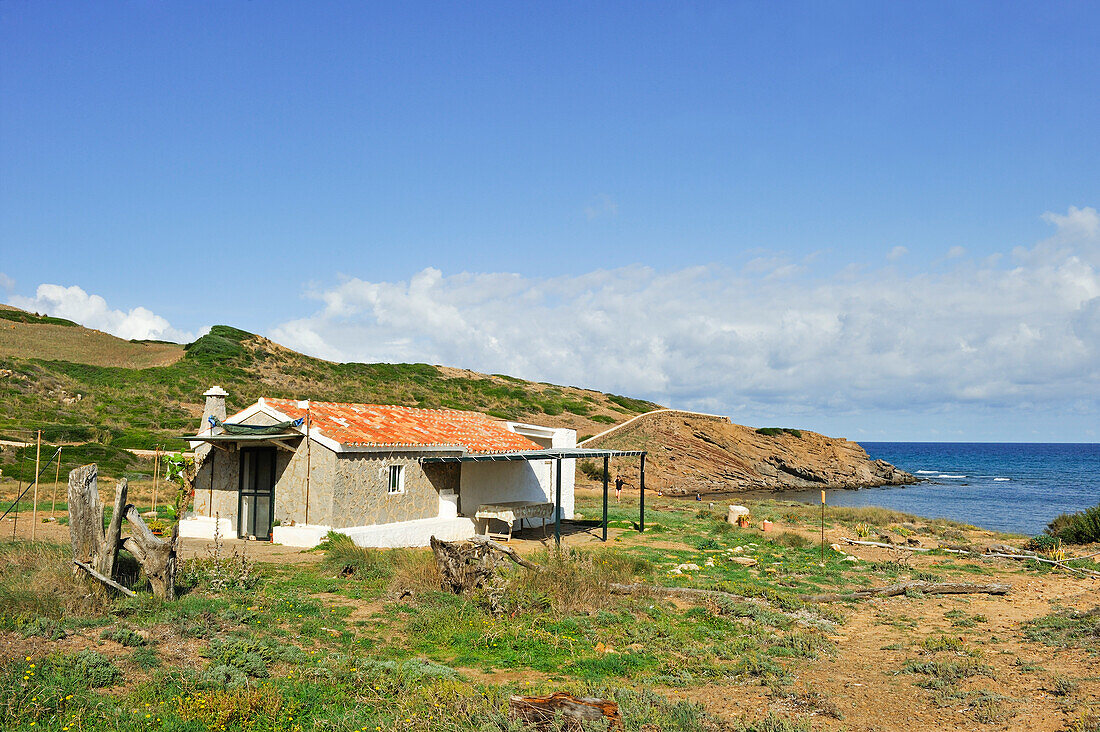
387, 464, 405, 495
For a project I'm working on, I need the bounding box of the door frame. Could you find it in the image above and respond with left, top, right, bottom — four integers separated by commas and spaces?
237, 446, 277, 540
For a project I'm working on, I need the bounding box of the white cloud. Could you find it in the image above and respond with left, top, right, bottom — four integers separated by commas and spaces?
0, 273, 14, 292
887, 246, 908, 261
584, 193, 619, 221
946, 245, 966, 258
8, 284, 196, 342
269, 207, 1100, 421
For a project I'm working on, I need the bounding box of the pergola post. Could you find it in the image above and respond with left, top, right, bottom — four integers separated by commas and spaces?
602, 455, 609, 542
554, 457, 562, 546
639, 453, 646, 533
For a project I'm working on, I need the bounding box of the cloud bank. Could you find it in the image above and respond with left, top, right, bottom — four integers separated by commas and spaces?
9, 284, 197, 343
270, 207, 1100, 422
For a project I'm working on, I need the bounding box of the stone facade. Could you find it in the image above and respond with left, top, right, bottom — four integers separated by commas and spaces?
191, 419, 452, 533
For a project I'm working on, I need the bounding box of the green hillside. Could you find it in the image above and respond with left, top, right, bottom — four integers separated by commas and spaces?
0, 317, 659, 464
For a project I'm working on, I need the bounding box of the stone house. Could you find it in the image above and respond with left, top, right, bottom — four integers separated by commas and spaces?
179, 387, 577, 547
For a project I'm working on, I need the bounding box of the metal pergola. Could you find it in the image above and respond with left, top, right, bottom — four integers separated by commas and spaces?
421, 447, 648, 543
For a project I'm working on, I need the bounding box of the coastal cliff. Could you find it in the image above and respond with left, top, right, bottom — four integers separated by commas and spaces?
584, 411, 915, 494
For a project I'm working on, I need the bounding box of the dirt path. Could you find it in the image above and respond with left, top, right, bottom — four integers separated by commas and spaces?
667, 534, 1099, 731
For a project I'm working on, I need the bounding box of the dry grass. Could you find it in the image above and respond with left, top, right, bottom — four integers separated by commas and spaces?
0, 540, 112, 619
0, 315, 183, 368
318, 533, 442, 595
508, 546, 652, 614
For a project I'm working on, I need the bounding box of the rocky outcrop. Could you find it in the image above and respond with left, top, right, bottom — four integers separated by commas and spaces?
585, 411, 915, 495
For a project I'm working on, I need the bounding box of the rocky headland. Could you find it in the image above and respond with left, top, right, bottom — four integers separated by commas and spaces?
584, 410, 915, 495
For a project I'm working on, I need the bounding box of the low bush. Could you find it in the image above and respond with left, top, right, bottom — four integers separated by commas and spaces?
755, 427, 803, 438
1047, 503, 1100, 545
100, 626, 146, 647
578, 459, 609, 482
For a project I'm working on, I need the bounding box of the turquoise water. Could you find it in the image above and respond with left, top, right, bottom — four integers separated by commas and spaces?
770, 442, 1100, 536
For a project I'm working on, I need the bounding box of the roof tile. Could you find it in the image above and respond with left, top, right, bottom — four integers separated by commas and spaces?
262, 399, 542, 454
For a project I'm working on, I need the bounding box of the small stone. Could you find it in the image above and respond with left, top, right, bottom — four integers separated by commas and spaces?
731, 557, 758, 566
829, 543, 844, 552
843, 555, 859, 562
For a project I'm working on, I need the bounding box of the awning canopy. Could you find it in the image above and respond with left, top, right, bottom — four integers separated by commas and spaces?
420, 447, 646, 463
181, 433, 302, 443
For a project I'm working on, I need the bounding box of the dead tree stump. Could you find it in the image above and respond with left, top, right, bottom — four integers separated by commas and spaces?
429, 536, 501, 594
122, 505, 179, 601
509, 692, 623, 731
67, 465, 127, 578
67, 463, 181, 601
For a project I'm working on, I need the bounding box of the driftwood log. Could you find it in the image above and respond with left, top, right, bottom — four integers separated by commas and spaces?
429, 535, 504, 594
842, 537, 1100, 578
609, 580, 1010, 605
68, 465, 127, 579
509, 692, 623, 731
807, 581, 1010, 602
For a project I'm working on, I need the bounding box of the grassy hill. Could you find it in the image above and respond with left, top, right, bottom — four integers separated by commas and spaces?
0, 307, 659, 466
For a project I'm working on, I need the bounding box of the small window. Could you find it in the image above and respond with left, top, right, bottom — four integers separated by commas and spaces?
388, 464, 405, 495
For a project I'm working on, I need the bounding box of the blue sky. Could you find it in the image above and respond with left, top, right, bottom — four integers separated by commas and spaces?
2, 2, 1099, 441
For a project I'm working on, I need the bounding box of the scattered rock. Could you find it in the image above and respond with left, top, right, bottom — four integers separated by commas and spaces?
731, 557, 758, 566
829, 543, 844, 552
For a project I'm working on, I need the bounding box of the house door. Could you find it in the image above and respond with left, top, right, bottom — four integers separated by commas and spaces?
238, 447, 275, 540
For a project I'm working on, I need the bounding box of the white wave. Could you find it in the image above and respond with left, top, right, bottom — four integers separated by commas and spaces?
993, 477, 1010, 481
937, 474, 967, 479
915, 470, 938, 474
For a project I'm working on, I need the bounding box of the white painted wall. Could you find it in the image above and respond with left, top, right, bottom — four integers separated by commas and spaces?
339, 516, 477, 547
459, 422, 577, 527
179, 514, 237, 540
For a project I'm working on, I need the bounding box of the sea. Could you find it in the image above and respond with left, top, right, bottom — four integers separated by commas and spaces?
768, 442, 1100, 537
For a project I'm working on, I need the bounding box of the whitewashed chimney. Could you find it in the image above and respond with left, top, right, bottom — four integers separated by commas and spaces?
202, 386, 228, 428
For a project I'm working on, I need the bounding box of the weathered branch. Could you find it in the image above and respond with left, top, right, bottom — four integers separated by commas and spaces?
73, 559, 136, 598
609, 580, 1010, 606
807, 581, 1011, 603
842, 538, 932, 552
469, 534, 540, 570
102, 478, 128, 579
609, 582, 753, 604
122, 504, 179, 601
842, 537, 1100, 578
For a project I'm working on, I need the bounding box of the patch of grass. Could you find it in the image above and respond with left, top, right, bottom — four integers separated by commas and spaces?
773, 531, 811, 548
901, 657, 992, 689
1023, 608, 1100, 652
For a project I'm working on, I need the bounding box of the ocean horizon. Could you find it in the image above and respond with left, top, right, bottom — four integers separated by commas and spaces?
768, 441, 1100, 536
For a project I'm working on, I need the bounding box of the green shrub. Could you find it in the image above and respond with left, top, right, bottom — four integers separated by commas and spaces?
63, 650, 122, 688
578, 459, 609, 482
197, 663, 251, 689
1047, 503, 1100, 545
100, 626, 146, 647
200, 637, 306, 679
755, 427, 803, 438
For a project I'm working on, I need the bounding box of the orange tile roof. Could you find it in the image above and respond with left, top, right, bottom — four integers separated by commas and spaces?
262, 398, 542, 454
